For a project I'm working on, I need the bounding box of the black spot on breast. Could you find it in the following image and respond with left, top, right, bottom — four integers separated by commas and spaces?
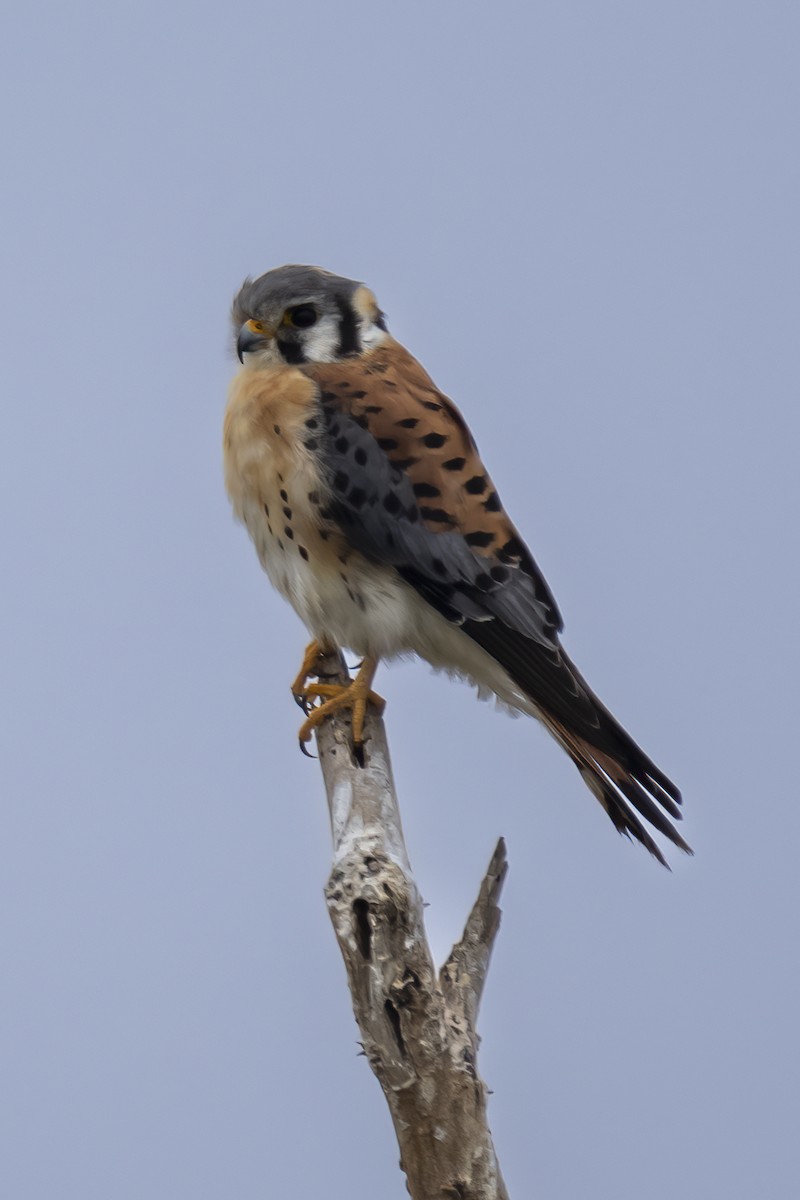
263, 502, 270, 517
306, 437, 318, 451
377, 437, 398, 451
284, 526, 294, 540
267, 523, 273, 535
334, 471, 349, 492
308, 490, 319, 505
391, 456, 419, 471
351, 390, 367, 399
305, 417, 318, 430
420, 506, 453, 524
422, 432, 447, 449
354, 447, 368, 466
483, 491, 501, 512
464, 475, 487, 495
349, 487, 367, 508
335, 436, 349, 453
299, 546, 309, 561
465, 530, 495, 548
383, 492, 402, 514
273, 424, 281, 435
412, 481, 441, 498
395, 417, 418, 428
443, 457, 466, 471
277, 539, 284, 551
282, 506, 292, 521
279, 489, 288, 502
320, 530, 329, 540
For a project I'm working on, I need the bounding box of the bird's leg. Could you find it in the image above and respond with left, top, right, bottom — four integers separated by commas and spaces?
297, 655, 385, 749
290, 639, 334, 709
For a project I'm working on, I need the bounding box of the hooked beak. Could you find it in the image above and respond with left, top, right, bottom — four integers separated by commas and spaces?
237, 319, 274, 362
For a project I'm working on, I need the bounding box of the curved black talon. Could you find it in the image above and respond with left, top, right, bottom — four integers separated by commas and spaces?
299, 738, 317, 758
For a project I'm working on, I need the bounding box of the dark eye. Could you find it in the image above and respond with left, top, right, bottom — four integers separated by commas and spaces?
288, 304, 318, 329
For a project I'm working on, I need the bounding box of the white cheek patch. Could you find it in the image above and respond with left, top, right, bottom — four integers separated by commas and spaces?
351, 285, 389, 351
359, 317, 389, 350
301, 313, 341, 362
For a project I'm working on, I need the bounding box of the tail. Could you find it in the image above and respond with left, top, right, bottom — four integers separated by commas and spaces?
544, 700, 690, 868
465, 621, 690, 866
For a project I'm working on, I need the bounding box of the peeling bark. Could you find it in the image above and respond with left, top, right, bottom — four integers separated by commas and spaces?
312, 652, 510, 1200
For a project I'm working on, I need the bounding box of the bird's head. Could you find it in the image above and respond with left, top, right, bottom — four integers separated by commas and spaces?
232, 265, 388, 367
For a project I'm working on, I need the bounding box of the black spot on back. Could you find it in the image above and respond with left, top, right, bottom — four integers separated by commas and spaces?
422, 432, 447, 449
383, 492, 402, 514
483, 491, 501, 512
420, 399, 442, 412
354, 447, 368, 466
464, 475, 487, 495
443, 457, 466, 471
334, 471, 349, 492
377, 437, 398, 451
335, 436, 349, 453
419, 507, 453, 525
279, 489, 288, 502
299, 546, 309, 561
464, 530, 495, 548
395, 417, 419, 428
391, 456, 419, 471
501, 536, 526, 559
412, 482, 441, 498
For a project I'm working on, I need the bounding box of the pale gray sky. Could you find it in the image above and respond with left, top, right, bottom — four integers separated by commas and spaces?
2, 2, 799, 1196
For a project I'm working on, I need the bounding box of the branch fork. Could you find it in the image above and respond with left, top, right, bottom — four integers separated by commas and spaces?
312, 653, 510, 1200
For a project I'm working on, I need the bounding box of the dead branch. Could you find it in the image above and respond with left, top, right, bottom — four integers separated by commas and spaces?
313, 652, 510, 1200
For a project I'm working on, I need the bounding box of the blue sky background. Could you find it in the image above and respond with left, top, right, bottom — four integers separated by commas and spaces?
2, 3, 799, 1196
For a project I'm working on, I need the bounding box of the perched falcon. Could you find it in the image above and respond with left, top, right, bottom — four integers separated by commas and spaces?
224, 265, 689, 865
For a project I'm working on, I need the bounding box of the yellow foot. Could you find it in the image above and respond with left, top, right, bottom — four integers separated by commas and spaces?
297, 656, 385, 749
290, 639, 330, 707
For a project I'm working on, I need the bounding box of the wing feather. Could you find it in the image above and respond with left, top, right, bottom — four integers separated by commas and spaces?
301, 343, 688, 863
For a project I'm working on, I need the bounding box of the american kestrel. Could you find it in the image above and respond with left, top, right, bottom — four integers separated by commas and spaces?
224, 265, 689, 865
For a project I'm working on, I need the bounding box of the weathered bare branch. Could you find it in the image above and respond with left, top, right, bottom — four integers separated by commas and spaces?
313, 652, 510, 1199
